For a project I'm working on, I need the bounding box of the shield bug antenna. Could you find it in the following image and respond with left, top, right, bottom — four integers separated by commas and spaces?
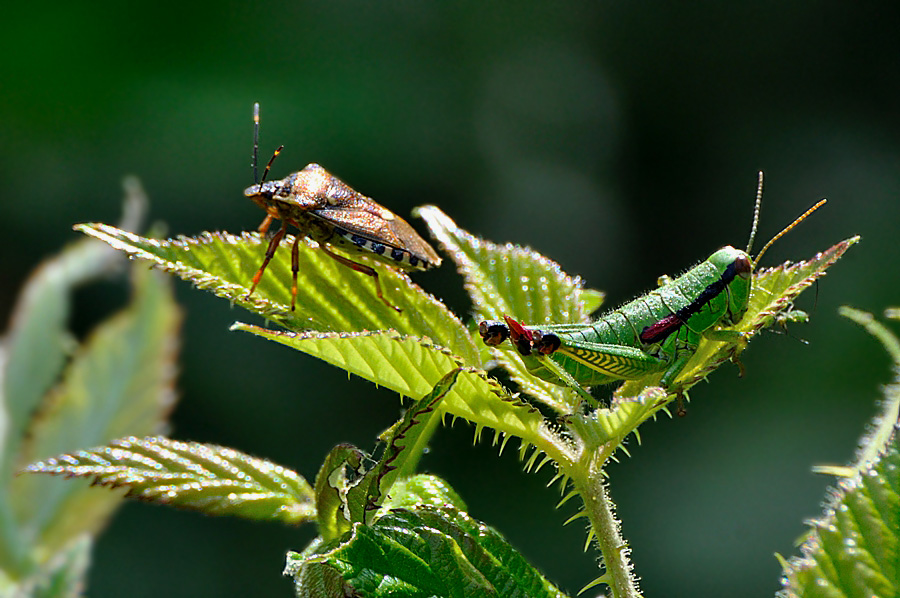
249, 104, 284, 237
243, 104, 442, 312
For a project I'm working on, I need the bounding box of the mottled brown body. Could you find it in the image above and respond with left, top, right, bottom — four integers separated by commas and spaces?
244, 163, 440, 311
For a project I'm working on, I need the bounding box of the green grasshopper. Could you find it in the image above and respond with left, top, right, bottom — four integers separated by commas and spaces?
243, 104, 441, 312
479, 174, 825, 403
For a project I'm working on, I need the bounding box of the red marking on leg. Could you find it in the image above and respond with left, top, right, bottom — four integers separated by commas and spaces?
503, 315, 532, 342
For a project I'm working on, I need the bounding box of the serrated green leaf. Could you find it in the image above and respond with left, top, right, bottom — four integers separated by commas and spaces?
385, 474, 467, 512
8, 265, 179, 574
286, 552, 357, 598
838, 306, 900, 473
1, 535, 92, 598
74, 224, 480, 364
580, 289, 605, 316
231, 325, 572, 468
566, 387, 668, 455
348, 369, 462, 523
1, 238, 117, 479
2, 181, 142, 488
293, 506, 569, 598
415, 205, 598, 325
779, 431, 900, 597
23, 436, 315, 524
416, 205, 603, 414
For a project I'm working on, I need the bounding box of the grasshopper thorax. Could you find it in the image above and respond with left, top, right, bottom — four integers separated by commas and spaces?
707, 246, 753, 326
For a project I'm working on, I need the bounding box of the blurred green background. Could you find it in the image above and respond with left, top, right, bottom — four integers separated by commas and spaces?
2, 2, 898, 596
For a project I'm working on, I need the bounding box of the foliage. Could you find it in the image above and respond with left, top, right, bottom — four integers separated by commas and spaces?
0, 180, 180, 596
5, 187, 876, 597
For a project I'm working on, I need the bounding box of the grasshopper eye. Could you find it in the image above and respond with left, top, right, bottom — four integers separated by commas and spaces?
734, 255, 753, 278
478, 321, 510, 346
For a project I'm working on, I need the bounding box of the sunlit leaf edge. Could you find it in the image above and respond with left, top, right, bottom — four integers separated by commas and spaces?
230, 324, 574, 467
23, 436, 316, 525
74, 223, 479, 363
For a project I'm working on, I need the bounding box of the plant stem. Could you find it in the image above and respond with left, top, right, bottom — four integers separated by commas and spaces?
573, 456, 641, 598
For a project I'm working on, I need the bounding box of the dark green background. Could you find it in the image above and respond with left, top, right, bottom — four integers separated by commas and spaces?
2, 2, 898, 596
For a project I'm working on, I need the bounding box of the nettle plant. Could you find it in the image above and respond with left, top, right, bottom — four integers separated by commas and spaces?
3, 173, 897, 598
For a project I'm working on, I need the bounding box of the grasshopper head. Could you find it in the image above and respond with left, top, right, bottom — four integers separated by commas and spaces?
708, 246, 753, 326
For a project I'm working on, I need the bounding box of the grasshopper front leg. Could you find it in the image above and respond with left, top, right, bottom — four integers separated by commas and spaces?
699, 327, 750, 377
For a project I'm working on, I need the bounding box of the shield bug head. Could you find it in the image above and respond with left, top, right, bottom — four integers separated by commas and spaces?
243, 103, 441, 312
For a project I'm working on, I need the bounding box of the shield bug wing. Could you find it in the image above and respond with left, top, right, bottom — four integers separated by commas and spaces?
315, 206, 441, 271
295, 164, 441, 271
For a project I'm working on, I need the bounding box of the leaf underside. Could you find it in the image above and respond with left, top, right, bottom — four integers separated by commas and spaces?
24, 436, 316, 524
231, 325, 557, 453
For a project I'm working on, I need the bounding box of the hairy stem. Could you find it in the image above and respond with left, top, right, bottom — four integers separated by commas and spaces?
572, 455, 640, 598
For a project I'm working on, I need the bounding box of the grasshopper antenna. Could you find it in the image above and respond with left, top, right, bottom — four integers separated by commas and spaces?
250, 103, 283, 187
745, 171, 764, 254
753, 198, 827, 266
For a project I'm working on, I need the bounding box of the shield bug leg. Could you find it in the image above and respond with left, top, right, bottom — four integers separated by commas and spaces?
247, 224, 287, 299
319, 243, 402, 313
290, 232, 302, 311
257, 213, 274, 236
